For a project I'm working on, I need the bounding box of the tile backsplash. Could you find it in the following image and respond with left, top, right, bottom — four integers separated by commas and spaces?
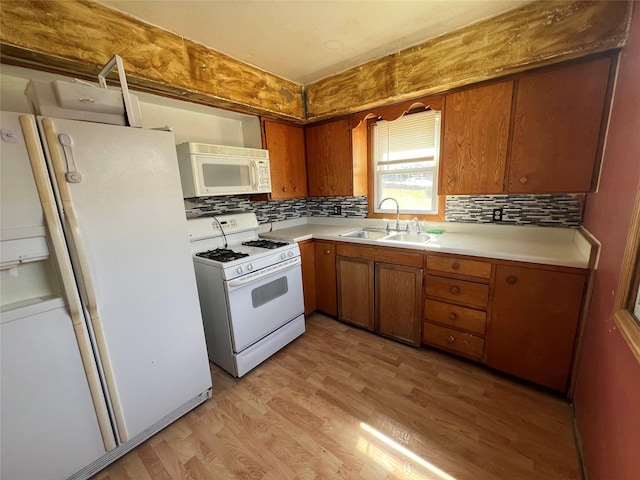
186, 193, 584, 227
445, 194, 584, 227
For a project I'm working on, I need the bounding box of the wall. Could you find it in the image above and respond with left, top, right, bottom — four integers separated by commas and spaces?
573, 2, 640, 479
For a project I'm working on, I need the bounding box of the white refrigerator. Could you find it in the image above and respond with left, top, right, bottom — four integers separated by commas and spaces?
0, 111, 212, 479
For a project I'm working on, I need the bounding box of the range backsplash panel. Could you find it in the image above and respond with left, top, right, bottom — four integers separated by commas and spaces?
445, 194, 583, 227
186, 194, 583, 227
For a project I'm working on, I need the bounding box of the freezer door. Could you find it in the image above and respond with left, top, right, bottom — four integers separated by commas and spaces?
38, 117, 212, 441
1, 301, 107, 479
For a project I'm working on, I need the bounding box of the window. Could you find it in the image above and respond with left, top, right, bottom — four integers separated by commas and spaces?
372, 110, 441, 216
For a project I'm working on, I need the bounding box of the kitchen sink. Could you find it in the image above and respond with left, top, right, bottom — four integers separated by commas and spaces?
382, 232, 434, 244
339, 228, 389, 240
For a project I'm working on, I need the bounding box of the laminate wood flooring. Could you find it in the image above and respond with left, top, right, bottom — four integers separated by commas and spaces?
92, 313, 581, 480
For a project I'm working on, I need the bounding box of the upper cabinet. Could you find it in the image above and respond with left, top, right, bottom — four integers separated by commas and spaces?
439, 56, 614, 195
305, 118, 367, 197
441, 81, 513, 195
508, 57, 612, 193
262, 119, 308, 199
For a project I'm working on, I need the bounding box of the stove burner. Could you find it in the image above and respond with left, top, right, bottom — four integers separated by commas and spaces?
242, 239, 289, 249
196, 248, 250, 262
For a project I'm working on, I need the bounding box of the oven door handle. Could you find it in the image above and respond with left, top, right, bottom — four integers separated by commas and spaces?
227, 257, 301, 288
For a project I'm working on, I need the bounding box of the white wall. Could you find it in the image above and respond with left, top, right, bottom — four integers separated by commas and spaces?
0, 64, 262, 148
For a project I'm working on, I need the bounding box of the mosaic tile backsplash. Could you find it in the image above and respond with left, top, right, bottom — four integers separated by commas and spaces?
186, 194, 583, 227
445, 194, 584, 227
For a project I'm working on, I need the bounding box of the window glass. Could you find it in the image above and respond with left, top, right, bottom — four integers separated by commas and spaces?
373, 110, 441, 215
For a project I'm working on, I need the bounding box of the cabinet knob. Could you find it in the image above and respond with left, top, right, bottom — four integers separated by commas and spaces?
293, 186, 298, 192
450, 286, 460, 294
325, 249, 331, 255
506, 275, 517, 284
282, 187, 287, 192
447, 335, 456, 343
449, 312, 457, 321
452, 262, 460, 270
519, 176, 529, 185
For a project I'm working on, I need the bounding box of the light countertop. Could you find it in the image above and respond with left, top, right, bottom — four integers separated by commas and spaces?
259, 217, 598, 269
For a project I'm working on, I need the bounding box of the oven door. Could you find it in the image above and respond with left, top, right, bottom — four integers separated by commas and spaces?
225, 258, 304, 352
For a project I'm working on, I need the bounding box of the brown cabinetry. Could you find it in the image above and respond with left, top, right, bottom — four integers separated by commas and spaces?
336, 256, 374, 331
262, 119, 307, 199
313, 241, 337, 316
486, 264, 587, 391
441, 80, 513, 194
423, 255, 492, 360
336, 243, 424, 346
439, 56, 613, 195
298, 240, 316, 315
305, 118, 367, 197
508, 57, 612, 193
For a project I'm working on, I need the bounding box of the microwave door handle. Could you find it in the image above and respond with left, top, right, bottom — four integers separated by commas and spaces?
250, 160, 258, 189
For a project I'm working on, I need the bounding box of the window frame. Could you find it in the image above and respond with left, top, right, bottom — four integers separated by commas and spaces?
613, 182, 640, 364
367, 107, 446, 222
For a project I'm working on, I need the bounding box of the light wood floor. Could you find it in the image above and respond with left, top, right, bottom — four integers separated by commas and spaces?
92, 313, 581, 480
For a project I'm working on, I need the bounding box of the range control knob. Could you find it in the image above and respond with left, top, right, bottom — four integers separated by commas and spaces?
287, 250, 294, 258
247, 263, 254, 271
237, 266, 243, 274
280, 252, 287, 260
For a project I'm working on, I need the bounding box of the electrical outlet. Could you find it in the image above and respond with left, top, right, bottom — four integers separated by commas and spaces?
333, 205, 342, 215
492, 208, 503, 222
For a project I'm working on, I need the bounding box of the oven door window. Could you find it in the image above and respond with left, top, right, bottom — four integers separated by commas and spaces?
226, 265, 304, 352
252, 276, 288, 308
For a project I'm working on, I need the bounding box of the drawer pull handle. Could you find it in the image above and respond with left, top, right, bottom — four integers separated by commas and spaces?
450, 286, 460, 294
447, 335, 456, 343
449, 312, 457, 320
506, 276, 517, 284
452, 262, 460, 270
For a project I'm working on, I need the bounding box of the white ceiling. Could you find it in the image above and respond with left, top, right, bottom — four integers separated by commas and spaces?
97, 0, 534, 85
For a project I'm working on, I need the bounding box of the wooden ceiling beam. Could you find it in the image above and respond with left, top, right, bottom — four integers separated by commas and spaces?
305, 0, 633, 121
0, 0, 305, 121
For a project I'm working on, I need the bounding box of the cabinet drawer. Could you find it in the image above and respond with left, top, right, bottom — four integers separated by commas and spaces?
425, 275, 489, 309
422, 322, 484, 360
426, 255, 491, 279
424, 299, 486, 335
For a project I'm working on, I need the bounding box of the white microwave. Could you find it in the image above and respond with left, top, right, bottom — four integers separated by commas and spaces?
176, 142, 271, 197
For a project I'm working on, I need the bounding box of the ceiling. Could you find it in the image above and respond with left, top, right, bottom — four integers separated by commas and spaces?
97, 0, 535, 85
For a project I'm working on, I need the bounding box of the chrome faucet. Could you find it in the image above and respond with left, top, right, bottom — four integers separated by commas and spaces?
413, 217, 422, 234
378, 197, 401, 231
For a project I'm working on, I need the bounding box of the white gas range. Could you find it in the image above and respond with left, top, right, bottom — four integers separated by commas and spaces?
187, 212, 305, 377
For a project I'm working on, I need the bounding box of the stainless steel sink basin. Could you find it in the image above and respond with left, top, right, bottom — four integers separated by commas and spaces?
339, 228, 389, 240
382, 232, 434, 244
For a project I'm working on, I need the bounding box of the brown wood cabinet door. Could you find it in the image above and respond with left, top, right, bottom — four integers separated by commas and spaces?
263, 119, 307, 199
508, 57, 612, 193
299, 241, 316, 315
305, 118, 352, 196
336, 256, 374, 331
441, 80, 513, 194
486, 265, 586, 392
375, 262, 423, 346
313, 241, 337, 316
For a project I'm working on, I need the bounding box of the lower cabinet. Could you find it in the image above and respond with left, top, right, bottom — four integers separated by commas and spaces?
298, 240, 316, 315
422, 255, 492, 361
336, 256, 375, 330
336, 244, 424, 346
376, 263, 423, 346
314, 241, 337, 316
486, 264, 587, 392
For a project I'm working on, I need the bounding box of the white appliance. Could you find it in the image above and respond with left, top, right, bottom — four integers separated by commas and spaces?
0, 111, 212, 480
188, 212, 305, 377
176, 142, 271, 197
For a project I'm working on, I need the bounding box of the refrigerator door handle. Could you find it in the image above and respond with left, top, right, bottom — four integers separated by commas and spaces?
40, 117, 130, 442
19, 115, 117, 451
